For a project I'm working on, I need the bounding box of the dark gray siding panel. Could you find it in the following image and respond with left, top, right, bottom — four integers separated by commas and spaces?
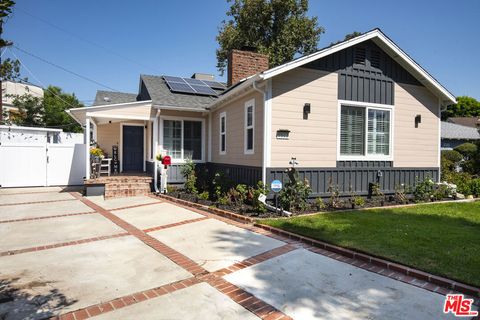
207, 163, 262, 187
306, 40, 422, 105
267, 167, 439, 198
146, 161, 154, 176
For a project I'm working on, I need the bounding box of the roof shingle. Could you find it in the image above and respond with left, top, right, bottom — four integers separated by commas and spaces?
441, 121, 480, 140
93, 90, 138, 106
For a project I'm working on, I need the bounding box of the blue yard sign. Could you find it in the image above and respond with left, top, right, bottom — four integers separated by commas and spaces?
271, 180, 282, 193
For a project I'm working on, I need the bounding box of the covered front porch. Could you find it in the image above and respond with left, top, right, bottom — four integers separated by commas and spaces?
67, 100, 209, 197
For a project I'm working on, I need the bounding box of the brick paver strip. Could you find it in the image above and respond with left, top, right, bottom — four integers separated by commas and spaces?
52, 277, 201, 320
70, 192, 209, 276
0, 198, 76, 207
153, 192, 480, 300
109, 200, 163, 211
0, 211, 96, 224
0, 232, 129, 257
143, 216, 209, 233
55, 192, 294, 320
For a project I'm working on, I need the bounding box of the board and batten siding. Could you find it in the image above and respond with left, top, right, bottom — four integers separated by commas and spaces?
270, 68, 338, 168
210, 91, 264, 167
394, 83, 439, 167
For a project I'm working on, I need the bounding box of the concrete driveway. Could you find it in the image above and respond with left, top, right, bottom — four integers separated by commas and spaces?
0, 187, 470, 319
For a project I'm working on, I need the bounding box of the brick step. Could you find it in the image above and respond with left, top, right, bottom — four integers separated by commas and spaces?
105, 184, 151, 189
105, 188, 152, 199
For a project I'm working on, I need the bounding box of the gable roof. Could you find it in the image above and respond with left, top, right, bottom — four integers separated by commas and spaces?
140, 75, 218, 111
213, 28, 456, 108
441, 121, 480, 140
93, 90, 138, 106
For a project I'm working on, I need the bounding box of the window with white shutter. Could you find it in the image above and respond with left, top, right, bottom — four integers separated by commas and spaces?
340, 104, 392, 159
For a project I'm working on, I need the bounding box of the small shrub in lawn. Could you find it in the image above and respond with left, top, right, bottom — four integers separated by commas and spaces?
413, 177, 435, 202
278, 167, 312, 212
180, 159, 197, 195
315, 197, 326, 211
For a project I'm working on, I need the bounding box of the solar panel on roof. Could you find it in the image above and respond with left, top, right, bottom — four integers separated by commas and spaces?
184, 78, 206, 86
202, 80, 226, 90
163, 76, 185, 83
167, 82, 196, 93
190, 84, 217, 95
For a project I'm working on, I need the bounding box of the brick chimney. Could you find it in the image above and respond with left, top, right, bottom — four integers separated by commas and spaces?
227, 49, 269, 87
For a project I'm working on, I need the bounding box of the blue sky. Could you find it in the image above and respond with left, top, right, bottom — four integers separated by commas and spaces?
4, 0, 480, 105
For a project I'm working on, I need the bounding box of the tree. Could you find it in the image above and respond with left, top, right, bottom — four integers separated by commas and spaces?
10, 93, 44, 127
442, 96, 480, 120
329, 31, 363, 46
0, 0, 17, 122
216, 0, 324, 74
43, 86, 83, 133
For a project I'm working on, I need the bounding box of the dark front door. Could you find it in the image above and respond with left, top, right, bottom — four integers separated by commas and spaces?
123, 125, 144, 172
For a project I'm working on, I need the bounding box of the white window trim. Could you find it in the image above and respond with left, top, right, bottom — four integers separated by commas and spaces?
119, 122, 146, 172
337, 99, 394, 161
219, 112, 226, 155
159, 115, 205, 164
244, 99, 255, 155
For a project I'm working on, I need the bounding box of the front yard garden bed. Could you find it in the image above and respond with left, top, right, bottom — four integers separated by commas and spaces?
258, 201, 480, 288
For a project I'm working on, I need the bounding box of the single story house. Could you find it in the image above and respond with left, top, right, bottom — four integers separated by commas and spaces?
67, 28, 456, 197
441, 121, 480, 150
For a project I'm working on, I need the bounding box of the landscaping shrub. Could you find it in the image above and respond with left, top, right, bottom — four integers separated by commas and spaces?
441, 150, 463, 179
315, 197, 326, 211
432, 184, 449, 201
448, 172, 473, 196
198, 191, 209, 201
278, 167, 312, 212
212, 172, 231, 200
327, 178, 343, 209
413, 177, 435, 202
469, 178, 480, 197
248, 181, 269, 214
394, 184, 408, 204
180, 159, 197, 195
454, 142, 478, 160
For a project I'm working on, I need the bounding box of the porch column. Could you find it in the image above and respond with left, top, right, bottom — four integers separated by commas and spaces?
153, 114, 159, 192
85, 117, 91, 179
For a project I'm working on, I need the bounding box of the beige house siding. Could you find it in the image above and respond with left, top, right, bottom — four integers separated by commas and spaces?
270, 68, 338, 168
211, 91, 264, 167
96, 122, 120, 157
89, 105, 153, 119
394, 83, 439, 167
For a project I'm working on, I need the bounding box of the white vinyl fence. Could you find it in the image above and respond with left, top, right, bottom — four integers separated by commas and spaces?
0, 126, 85, 188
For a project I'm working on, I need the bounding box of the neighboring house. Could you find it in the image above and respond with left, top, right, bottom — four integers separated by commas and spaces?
67, 28, 456, 197
446, 117, 480, 129
441, 121, 480, 150
1, 80, 44, 119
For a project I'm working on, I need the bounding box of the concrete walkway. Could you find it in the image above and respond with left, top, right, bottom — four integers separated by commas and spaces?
0, 187, 474, 319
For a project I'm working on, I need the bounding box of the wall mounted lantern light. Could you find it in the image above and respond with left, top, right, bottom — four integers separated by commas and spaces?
415, 114, 422, 128
303, 103, 311, 120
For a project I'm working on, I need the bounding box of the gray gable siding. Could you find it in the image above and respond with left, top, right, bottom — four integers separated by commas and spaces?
305, 40, 421, 105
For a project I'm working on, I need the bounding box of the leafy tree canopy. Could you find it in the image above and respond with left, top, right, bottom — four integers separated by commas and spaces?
442, 96, 480, 120
216, 0, 324, 74
43, 86, 83, 133
8, 86, 83, 132
329, 31, 363, 46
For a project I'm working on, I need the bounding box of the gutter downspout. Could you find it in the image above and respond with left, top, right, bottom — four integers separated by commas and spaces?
252, 80, 268, 185
153, 109, 161, 193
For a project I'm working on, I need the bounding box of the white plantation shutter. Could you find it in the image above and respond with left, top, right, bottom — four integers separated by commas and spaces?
340, 106, 365, 155
367, 109, 390, 155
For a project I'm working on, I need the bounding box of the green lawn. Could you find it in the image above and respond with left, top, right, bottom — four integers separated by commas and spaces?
260, 202, 480, 287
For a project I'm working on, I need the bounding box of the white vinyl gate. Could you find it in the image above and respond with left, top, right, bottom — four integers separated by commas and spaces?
0, 126, 85, 188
